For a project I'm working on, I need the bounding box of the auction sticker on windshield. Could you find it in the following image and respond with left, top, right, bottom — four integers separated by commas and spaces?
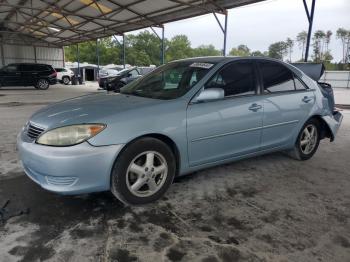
189, 62, 214, 69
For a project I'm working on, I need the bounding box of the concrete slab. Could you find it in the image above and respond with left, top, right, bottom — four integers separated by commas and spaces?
0, 84, 350, 262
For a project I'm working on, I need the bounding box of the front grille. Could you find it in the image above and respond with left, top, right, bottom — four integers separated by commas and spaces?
27, 123, 45, 140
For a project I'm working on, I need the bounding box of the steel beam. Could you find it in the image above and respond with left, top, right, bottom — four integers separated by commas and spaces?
150, 25, 165, 64
213, 10, 228, 56
0, 43, 5, 66
62, 47, 65, 67
161, 26, 165, 64
123, 34, 126, 68
96, 38, 100, 78
303, 0, 316, 62
76, 43, 80, 77
33, 46, 37, 63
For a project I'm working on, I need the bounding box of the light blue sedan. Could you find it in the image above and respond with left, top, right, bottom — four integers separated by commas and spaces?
17, 57, 343, 205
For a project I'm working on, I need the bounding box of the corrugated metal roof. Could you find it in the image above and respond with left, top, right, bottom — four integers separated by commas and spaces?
0, 0, 265, 46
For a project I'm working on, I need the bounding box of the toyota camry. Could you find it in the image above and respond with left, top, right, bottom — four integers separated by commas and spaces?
17, 57, 343, 205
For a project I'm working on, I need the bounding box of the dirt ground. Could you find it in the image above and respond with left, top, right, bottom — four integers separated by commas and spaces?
0, 84, 349, 262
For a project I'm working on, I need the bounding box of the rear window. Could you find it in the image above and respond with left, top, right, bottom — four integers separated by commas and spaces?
35, 65, 51, 71
259, 61, 295, 93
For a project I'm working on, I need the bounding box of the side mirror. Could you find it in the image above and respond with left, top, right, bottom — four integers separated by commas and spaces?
195, 88, 225, 102
127, 73, 132, 77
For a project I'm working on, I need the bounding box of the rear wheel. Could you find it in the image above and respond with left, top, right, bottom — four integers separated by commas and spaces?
111, 137, 176, 205
289, 118, 320, 160
35, 79, 49, 90
62, 76, 70, 85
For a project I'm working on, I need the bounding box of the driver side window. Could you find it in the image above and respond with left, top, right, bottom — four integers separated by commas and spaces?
204, 61, 257, 97
4, 65, 18, 72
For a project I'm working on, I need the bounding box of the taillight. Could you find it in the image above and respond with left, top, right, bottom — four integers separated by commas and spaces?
49, 71, 57, 78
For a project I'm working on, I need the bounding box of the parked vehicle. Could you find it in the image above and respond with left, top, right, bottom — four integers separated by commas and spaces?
55, 67, 75, 85
0, 63, 57, 89
17, 57, 342, 205
98, 68, 119, 79
98, 67, 142, 92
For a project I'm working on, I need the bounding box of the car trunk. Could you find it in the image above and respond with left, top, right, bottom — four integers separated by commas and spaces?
292, 62, 335, 112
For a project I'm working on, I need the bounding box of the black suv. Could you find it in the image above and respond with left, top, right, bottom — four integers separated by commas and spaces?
0, 63, 57, 89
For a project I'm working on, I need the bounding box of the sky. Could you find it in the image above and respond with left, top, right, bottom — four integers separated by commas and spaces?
129, 0, 350, 62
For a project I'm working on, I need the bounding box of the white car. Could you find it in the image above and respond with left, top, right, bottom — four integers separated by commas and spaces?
54, 67, 75, 85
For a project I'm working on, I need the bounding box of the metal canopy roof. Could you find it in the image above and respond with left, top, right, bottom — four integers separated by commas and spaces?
0, 0, 265, 47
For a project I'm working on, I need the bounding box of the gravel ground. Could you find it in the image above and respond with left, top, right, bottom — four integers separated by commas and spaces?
0, 84, 349, 262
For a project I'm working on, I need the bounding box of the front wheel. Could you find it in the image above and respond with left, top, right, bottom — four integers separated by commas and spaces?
111, 138, 176, 205
35, 79, 49, 90
62, 76, 70, 85
114, 82, 125, 92
289, 118, 320, 160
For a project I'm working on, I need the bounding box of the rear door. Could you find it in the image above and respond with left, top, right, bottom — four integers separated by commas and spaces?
257, 60, 315, 150
1, 64, 21, 86
19, 64, 36, 85
187, 60, 264, 166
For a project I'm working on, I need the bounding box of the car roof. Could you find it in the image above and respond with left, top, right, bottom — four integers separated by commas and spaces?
171, 56, 289, 64
8, 63, 51, 66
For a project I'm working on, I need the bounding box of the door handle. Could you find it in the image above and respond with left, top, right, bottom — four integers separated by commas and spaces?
249, 103, 262, 112
302, 96, 313, 103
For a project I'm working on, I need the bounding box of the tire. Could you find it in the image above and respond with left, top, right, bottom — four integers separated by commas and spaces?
289, 118, 320, 161
114, 82, 125, 93
111, 137, 176, 205
35, 79, 49, 90
62, 76, 70, 85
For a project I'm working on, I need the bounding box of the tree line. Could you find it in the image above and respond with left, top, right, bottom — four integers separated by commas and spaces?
64, 27, 350, 69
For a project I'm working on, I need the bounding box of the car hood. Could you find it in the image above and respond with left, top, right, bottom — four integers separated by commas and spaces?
29, 93, 166, 129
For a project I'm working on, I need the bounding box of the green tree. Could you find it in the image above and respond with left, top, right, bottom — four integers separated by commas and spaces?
312, 30, 326, 62
268, 41, 288, 60
336, 28, 350, 63
250, 50, 265, 57
296, 31, 307, 60
286, 37, 294, 62
229, 45, 250, 56
192, 44, 221, 57
166, 35, 192, 62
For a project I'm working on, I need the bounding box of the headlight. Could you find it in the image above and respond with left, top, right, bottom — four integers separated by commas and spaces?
36, 124, 106, 146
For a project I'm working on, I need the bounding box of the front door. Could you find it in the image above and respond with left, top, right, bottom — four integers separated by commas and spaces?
187, 60, 263, 166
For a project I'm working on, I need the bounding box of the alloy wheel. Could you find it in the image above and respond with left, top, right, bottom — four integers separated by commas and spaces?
300, 124, 318, 155
38, 79, 48, 89
126, 151, 168, 198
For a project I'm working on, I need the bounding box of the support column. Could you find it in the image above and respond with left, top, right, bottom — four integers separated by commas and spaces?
33, 46, 37, 63
303, 0, 316, 62
223, 10, 228, 56
62, 47, 65, 67
161, 26, 165, 64
213, 10, 228, 56
76, 43, 80, 77
150, 25, 165, 65
123, 34, 126, 68
96, 38, 100, 79
0, 43, 5, 66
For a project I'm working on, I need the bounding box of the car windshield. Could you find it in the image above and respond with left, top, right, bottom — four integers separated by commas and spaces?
120, 61, 215, 100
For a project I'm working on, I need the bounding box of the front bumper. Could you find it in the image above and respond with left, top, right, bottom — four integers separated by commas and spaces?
17, 132, 124, 195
